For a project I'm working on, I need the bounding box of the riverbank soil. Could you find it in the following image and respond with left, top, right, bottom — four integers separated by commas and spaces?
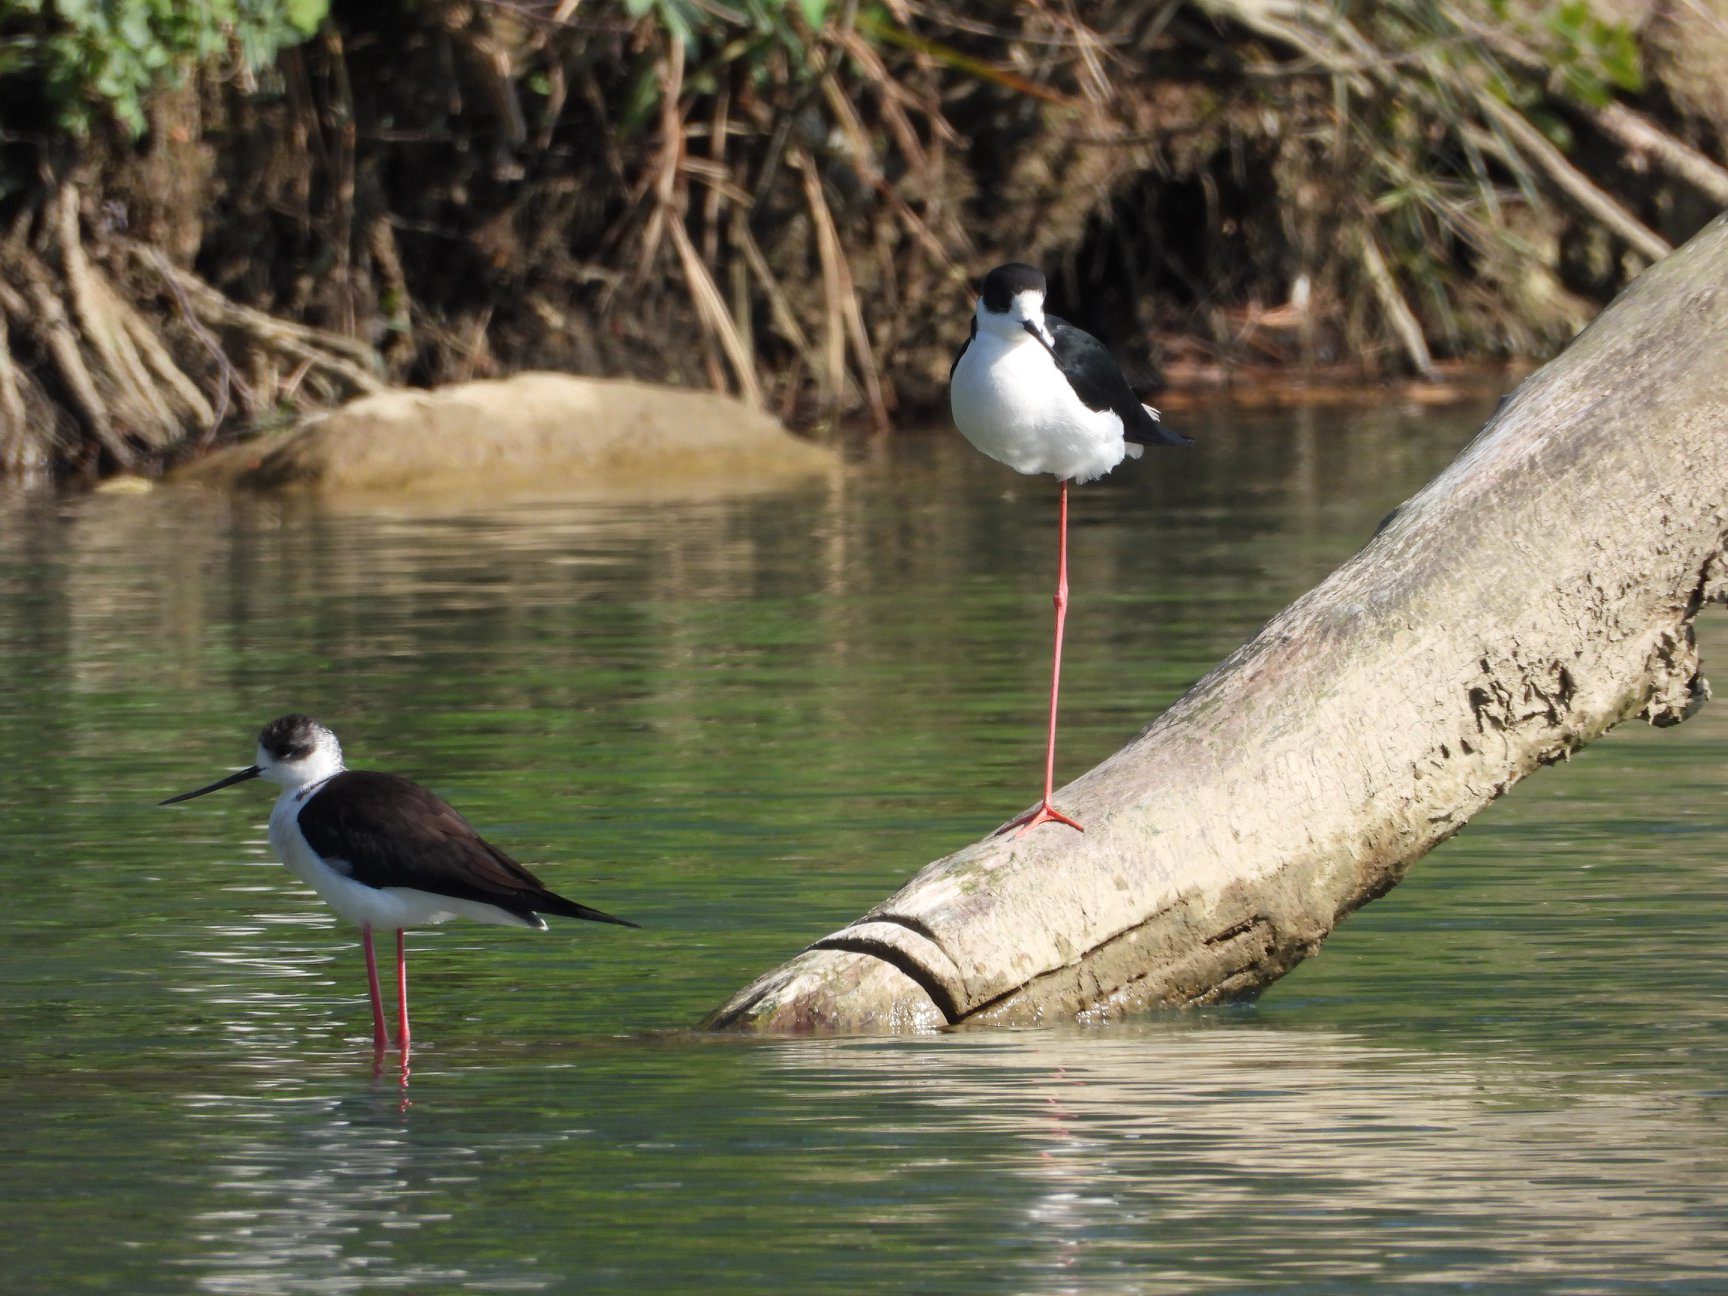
0, 2, 1724, 480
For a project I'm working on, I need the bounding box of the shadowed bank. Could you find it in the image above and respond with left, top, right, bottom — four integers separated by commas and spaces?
4, 3, 1728, 480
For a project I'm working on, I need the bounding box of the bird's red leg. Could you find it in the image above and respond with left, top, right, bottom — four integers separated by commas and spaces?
998, 477, 1085, 836
395, 929, 411, 1052
361, 926, 388, 1051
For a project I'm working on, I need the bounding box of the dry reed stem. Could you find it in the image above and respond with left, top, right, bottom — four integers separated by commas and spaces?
636, 36, 685, 285
797, 149, 888, 428
735, 222, 823, 380
818, 74, 881, 186
702, 84, 729, 269
798, 158, 850, 414
836, 29, 941, 167
1476, 95, 1671, 263
1594, 103, 1728, 206
1357, 223, 1434, 378
669, 211, 765, 410
367, 213, 414, 357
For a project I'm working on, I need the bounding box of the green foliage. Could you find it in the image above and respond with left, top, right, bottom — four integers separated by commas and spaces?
624, 0, 831, 53
1545, 0, 1642, 106
615, 0, 842, 136
0, 0, 328, 137
1486, 0, 1643, 108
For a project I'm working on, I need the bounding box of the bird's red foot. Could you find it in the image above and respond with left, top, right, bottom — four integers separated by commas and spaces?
995, 801, 1085, 837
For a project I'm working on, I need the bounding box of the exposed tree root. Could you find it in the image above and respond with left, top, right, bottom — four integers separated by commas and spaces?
0, 315, 55, 479
0, 179, 384, 475
0, 247, 135, 467
121, 239, 385, 408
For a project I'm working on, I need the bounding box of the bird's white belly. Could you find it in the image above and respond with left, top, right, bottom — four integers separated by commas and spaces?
951, 333, 1127, 483
268, 793, 534, 931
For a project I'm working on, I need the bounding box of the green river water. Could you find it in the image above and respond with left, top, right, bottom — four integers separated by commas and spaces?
4, 399, 1728, 1293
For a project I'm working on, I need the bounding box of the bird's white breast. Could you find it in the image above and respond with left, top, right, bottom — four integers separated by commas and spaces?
951, 330, 1128, 484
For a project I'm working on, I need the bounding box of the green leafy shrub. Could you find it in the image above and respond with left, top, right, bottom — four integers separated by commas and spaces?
0, 0, 328, 136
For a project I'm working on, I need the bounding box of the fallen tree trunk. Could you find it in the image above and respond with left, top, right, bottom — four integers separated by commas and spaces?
706, 210, 1728, 1035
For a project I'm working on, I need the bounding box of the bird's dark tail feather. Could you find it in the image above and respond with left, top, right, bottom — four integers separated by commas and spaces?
537, 893, 641, 929
1127, 404, 1193, 447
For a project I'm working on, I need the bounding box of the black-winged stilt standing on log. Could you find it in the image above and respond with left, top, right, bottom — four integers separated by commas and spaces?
162, 714, 637, 1050
950, 263, 1191, 834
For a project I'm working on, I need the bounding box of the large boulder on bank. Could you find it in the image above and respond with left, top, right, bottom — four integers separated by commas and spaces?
176, 373, 836, 497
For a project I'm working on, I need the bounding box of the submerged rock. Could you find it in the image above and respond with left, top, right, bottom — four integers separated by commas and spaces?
177, 373, 836, 497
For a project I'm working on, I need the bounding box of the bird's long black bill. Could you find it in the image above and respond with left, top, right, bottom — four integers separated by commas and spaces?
1021, 319, 1057, 356
160, 765, 263, 805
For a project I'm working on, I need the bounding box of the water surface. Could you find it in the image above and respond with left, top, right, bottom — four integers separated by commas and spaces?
4, 399, 1728, 1292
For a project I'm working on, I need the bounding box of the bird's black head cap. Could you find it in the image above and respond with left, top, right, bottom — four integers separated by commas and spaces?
980, 263, 1047, 314
258, 713, 324, 762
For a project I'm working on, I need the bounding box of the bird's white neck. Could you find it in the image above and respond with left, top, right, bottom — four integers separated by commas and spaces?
259, 739, 345, 794
975, 289, 1051, 346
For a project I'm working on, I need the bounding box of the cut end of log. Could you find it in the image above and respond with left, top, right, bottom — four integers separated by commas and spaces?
702, 948, 948, 1035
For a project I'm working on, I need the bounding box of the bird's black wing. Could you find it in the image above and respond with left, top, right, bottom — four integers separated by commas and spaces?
296, 770, 637, 927
1045, 314, 1191, 447
948, 316, 976, 382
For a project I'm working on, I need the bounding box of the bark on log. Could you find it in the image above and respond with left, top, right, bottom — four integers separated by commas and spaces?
706, 211, 1728, 1035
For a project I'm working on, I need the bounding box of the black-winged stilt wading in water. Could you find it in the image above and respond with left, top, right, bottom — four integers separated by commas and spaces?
949, 263, 1191, 835
162, 714, 637, 1050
